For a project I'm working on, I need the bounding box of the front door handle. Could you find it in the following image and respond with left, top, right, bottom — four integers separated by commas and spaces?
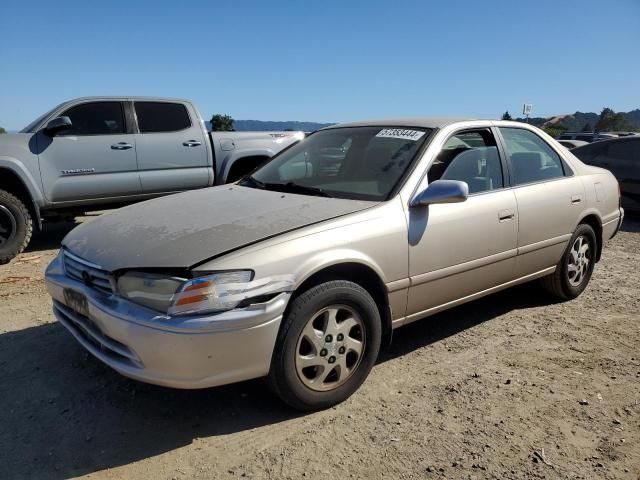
571, 195, 583, 204
182, 140, 202, 147
498, 208, 515, 221
111, 142, 133, 150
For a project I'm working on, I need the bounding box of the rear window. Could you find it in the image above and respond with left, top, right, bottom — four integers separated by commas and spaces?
573, 142, 608, 165
608, 140, 639, 161
135, 102, 191, 133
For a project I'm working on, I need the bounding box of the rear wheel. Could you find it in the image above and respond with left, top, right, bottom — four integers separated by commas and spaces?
0, 190, 33, 264
269, 280, 381, 411
540, 224, 596, 300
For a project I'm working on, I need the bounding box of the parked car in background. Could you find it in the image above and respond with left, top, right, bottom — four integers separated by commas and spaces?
573, 136, 639, 211
558, 139, 589, 149
45, 118, 623, 410
557, 132, 617, 143
0, 97, 303, 263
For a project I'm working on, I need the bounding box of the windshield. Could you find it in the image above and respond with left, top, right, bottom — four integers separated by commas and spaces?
243, 126, 432, 201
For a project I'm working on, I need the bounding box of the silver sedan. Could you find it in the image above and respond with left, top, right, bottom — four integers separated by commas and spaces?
45, 118, 623, 410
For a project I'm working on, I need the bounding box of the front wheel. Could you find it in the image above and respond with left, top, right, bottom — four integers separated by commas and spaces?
540, 223, 597, 300
269, 280, 381, 411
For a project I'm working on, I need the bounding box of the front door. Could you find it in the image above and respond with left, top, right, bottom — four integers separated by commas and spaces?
37, 101, 141, 203
406, 128, 518, 320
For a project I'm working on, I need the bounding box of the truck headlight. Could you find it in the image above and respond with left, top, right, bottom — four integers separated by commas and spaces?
117, 270, 255, 316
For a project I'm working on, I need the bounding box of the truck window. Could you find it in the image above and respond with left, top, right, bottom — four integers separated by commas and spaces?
60, 102, 125, 135
134, 102, 192, 133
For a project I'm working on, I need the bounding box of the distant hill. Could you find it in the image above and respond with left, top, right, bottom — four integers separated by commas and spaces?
205, 119, 334, 132
514, 109, 640, 131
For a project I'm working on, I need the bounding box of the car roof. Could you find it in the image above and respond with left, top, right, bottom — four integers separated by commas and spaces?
322, 117, 475, 130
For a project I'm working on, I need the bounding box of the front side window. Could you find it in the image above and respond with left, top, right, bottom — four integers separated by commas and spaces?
245, 126, 432, 201
429, 130, 503, 194
499, 127, 566, 185
60, 102, 125, 135
135, 102, 191, 133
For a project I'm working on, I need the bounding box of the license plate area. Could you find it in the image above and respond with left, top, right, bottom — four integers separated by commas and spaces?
63, 288, 90, 317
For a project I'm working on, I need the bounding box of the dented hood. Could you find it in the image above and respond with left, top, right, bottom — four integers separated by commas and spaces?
62, 185, 374, 271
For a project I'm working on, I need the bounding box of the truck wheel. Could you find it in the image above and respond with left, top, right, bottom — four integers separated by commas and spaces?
269, 280, 381, 411
0, 189, 33, 264
539, 223, 597, 300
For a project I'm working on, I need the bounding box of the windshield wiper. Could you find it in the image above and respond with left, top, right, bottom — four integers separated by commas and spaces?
263, 181, 331, 198
241, 175, 266, 189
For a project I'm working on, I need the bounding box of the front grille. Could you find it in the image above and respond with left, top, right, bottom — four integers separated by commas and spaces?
63, 250, 114, 295
53, 300, 141, 368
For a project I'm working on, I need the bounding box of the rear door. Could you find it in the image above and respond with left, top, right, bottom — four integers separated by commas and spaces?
497, 127, 585, 277
133, 101, 209, 193
37, 100, 141, 202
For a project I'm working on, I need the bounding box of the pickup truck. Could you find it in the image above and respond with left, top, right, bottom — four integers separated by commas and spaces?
0, 96, 303, 263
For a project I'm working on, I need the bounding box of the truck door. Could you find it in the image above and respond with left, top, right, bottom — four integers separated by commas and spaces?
37, 101, 141, 202
133, 101, 210, 193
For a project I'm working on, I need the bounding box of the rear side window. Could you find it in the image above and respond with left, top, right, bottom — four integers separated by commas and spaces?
499, 128, 566, 185
135, 102, 191, 133
60, 102, 125, 135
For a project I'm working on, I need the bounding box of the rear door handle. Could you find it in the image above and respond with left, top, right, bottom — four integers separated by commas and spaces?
182, 140, 202, 147
571, 195, 582, 204
111, 142, 133, 150
498, 209, 515, 221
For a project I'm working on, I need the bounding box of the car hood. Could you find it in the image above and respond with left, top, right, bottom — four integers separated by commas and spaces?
63, 185, 375, 271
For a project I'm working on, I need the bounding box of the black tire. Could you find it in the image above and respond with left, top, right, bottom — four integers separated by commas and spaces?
0, 189, 33, 265
269, 280, 382, 411
540, 223, 597, 300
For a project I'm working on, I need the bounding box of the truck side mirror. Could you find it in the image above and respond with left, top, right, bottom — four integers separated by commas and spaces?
44, 116, 72, 136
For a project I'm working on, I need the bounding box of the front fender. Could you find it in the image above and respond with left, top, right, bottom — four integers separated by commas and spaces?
0, 157, 44, 206
292, 248, 388, 290
218, 148, 275, 182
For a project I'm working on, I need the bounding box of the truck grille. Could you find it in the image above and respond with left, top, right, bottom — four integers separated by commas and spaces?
63, 250, 114, 295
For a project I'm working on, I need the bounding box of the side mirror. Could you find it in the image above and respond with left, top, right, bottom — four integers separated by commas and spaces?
410, 179, 469, 207
44, 116, 72, 136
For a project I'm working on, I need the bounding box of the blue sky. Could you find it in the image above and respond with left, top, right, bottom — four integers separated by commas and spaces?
1, 0, 639, 130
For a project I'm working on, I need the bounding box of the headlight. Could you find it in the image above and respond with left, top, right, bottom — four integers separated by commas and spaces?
117, 270, 254, 316
116, 272, 184, 313
168, 270, 253, 316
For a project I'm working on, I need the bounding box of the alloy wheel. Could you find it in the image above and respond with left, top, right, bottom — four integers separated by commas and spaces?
567, 235, 591, 287
295, 305, 366, 392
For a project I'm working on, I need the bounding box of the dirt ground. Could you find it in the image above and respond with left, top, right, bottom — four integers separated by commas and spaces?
0, 213, 638, 480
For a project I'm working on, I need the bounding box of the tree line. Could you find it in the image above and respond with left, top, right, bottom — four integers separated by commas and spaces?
501, 107, 639, 137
